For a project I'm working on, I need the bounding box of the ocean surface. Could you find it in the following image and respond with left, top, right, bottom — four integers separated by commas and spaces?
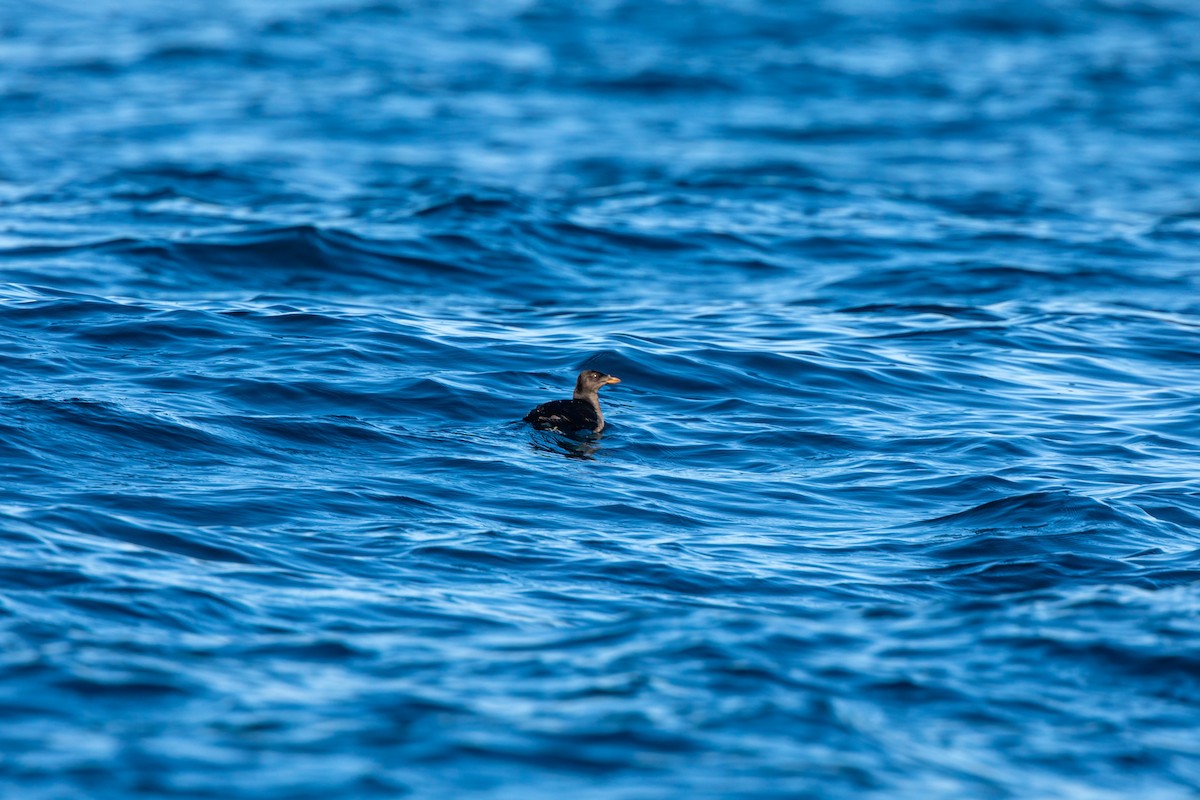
3, 1, 1200, 797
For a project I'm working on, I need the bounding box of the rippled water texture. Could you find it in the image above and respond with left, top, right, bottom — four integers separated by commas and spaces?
3, 1, 1200, 797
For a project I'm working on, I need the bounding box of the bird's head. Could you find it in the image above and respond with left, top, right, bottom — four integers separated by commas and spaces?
574, 369, 621, 397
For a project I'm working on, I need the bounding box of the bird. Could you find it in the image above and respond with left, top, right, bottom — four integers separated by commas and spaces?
523, 369, 622, 434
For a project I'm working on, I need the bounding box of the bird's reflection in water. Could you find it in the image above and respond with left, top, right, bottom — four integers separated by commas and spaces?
529, 430, 602, 460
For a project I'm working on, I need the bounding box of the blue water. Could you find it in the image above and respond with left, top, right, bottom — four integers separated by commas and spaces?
3, 1, 1200, 797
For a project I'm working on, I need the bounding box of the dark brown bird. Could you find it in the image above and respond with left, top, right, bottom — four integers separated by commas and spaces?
523, 370, 622, 434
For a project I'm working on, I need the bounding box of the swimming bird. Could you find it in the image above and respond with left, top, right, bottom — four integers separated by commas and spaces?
523, 370, 621, 434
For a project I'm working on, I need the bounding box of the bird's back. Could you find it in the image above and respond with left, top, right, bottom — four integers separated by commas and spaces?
523, 399, 599, 432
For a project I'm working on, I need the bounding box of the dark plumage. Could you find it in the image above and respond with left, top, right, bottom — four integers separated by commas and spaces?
523, 370, 622, 434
